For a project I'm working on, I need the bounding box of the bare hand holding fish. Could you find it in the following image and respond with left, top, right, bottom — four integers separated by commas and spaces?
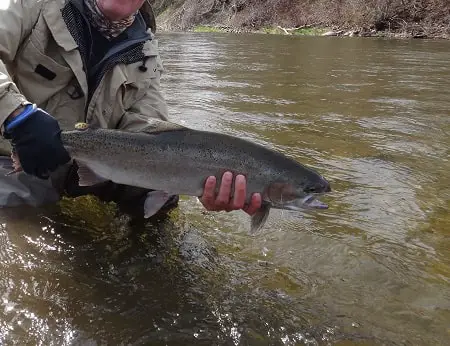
200, 173, 262, 215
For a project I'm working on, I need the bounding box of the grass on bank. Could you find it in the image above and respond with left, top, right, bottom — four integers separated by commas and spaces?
193, 25, 226, 33
193, 25, 328, 36
260, 26, 327, 36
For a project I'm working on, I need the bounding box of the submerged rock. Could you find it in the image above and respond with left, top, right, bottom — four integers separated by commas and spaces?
178, 228, 218, 271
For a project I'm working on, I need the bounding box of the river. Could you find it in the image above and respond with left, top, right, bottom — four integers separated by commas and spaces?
0, 32, 449, 345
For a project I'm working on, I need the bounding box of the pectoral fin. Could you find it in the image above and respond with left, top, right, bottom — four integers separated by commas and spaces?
250, 203, 271, 235
143, 190, 171, 218
77, 163, 108, 186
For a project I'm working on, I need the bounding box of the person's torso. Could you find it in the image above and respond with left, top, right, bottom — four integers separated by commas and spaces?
10, 0, 163, 131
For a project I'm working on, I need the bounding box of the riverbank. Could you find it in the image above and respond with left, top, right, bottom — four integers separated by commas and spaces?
151, 0, 450, 39
190, 24, 448, 39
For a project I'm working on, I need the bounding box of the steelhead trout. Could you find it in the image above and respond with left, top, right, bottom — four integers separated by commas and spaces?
11, 121, 331, 234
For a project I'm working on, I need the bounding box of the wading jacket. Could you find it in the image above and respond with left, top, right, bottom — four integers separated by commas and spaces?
0, 0, 167, 156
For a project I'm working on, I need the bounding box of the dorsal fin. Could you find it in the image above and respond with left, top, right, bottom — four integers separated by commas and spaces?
138, 120, 188, 135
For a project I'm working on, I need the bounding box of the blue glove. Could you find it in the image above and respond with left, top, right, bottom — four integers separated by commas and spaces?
3, 104, 71, 179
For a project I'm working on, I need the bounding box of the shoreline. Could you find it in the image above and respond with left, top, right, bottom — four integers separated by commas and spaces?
183, 24, 449, 40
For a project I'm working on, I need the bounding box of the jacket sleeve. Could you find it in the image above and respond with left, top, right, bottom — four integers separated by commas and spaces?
115, 35, 170, 132
116, 71, 169, 131
0, 0, 40, 127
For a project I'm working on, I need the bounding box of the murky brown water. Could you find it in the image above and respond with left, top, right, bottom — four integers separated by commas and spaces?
1, 33, 449, 345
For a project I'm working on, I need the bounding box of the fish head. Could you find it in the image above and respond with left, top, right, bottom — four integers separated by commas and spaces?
266, 173, 331, 211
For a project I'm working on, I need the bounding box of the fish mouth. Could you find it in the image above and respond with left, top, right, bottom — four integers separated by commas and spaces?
270, 193, 329, 211
300, 194, 329, 209
282, 194, 328, 210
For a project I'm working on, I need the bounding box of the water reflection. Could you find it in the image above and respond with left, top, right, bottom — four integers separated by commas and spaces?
0, 203, 370, 345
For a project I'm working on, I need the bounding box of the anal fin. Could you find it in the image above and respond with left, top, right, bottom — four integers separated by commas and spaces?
143, 190, 171, 218
250, 202, 271, 235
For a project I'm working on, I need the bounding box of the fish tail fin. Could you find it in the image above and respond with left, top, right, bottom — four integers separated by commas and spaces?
5, 168, 22, 176
250, 203, 271, 235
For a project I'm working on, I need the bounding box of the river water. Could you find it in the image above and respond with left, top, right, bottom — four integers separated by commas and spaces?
0, 33, 449, 345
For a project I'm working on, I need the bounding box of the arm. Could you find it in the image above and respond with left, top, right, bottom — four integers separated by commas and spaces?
116, 63, 169, 131
0, 0, 36, 127
0, 1, 70, 178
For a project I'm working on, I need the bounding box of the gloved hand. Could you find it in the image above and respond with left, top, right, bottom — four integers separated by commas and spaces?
3, 105, 71, 179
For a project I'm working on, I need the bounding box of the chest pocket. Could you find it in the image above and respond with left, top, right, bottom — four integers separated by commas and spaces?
121, 39, 162, 110
14, 15, 74, 107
